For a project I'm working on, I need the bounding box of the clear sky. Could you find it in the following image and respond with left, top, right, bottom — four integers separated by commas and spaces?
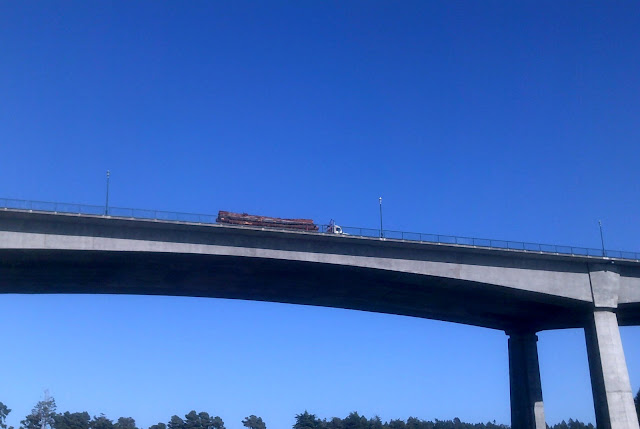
1, 1, 639, 429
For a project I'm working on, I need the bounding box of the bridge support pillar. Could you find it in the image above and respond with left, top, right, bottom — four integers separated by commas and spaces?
508, 332, 546, 429
585, 310, 639, 429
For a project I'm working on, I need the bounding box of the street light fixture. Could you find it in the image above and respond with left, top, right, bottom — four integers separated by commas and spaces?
599, 220, 606, 257
379, 197, 383, 238
105, 170, 110, 215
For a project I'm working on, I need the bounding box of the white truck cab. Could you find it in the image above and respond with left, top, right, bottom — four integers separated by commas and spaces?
327, 219, 346, 234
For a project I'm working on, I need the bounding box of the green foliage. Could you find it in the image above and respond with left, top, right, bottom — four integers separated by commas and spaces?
241, 416, 265, 429
405, 417, 428, 429
53, 412, 90, 429
20, 396, 57, 429
90, 415, 113, 429
165, 411, 224, 429
292, 412, 515, 429
343, 413, 368, 429
10, 398, 608, 429
0, 402, 11, 429
210, 417, 224, 429
114, 418, 137, 429
386, 420, 405, 429
369, 417, 383, 429
547, 420, 594, 429
325, 417, 343, 429
167, 416, 184, 429
294, 412, 322, 429
20, 413, 40, 429
484, 421, 508, 429
185, 411, 224, 429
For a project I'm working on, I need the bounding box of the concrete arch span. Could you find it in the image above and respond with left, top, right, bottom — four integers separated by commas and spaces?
0, 249, 591, 333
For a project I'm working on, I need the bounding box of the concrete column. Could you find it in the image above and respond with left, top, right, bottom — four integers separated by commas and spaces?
585, 310, 639, 429
508, 332, 546, 429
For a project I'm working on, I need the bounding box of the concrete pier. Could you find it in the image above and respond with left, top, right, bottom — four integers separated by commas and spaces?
585, 310, 639, 429
508, 332, 546, 429
585, 264, 639, 429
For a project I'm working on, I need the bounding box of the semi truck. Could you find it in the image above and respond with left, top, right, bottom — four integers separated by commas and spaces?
216, 211, 345, 234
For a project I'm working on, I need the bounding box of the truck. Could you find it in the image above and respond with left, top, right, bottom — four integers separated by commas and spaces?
216, 211, 345, 234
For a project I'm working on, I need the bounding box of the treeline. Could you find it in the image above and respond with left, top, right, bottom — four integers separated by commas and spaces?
291, 411, 593, 429
3, 390, 640, 429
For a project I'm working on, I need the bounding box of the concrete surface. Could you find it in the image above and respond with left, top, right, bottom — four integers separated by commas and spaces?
508, 333, 546, 429
590, 264, 622, 309
1, 209, 639, 330
585, 310, 639, 429
1, 209, 640, 429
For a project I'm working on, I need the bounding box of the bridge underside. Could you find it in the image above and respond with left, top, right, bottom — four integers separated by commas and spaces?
0, 249, 592, 332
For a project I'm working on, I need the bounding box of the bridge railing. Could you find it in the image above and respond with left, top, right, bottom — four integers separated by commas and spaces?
329, 225, 640, 260
1, 197, 639, 261
0, 198, 219, 224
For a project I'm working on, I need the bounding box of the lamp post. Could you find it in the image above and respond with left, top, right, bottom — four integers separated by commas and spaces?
105, 170, 110, 215
598, 220, 606, 257
379, 197, 383, 238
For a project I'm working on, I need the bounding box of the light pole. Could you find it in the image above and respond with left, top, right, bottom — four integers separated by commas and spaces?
598, 220, 606, 256
379, 197, 383, 238
105, 170, 110, 215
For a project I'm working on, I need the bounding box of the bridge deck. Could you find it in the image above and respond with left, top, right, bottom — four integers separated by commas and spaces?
1, 208, 639, 332
2, 197, 639, 262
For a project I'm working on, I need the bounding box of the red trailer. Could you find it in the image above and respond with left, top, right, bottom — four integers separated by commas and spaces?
216, 211, 319, 232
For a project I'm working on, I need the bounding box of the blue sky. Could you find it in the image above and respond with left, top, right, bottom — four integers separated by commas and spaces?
1, 1, 639, 428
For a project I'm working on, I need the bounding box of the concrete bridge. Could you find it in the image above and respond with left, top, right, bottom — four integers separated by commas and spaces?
1, 208, 639, 429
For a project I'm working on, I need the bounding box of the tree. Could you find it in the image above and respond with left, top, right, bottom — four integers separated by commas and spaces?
405, 418, 424, 429
386, 420, 405, 429
343, 413, 367, 429
21, 395, 57, 429
294, 412, 322, 429
53, 412, 90, 429
168, 417, 184, 429
241, 416, 265, 429
184, 411, 224, 429
167, 411, 223, 429
90, 415, 113, 429
114, 418, 137, 429
184, 412, 204, 429
369, 417, 383, 429
0, 402, 10, 429
325, 417, 343, 429
208, 417, 224, 429
148, 424, 166, 429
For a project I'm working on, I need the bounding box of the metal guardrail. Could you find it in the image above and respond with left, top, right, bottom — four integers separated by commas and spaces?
0, 198, 218, 224
1, 197, 639, 261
